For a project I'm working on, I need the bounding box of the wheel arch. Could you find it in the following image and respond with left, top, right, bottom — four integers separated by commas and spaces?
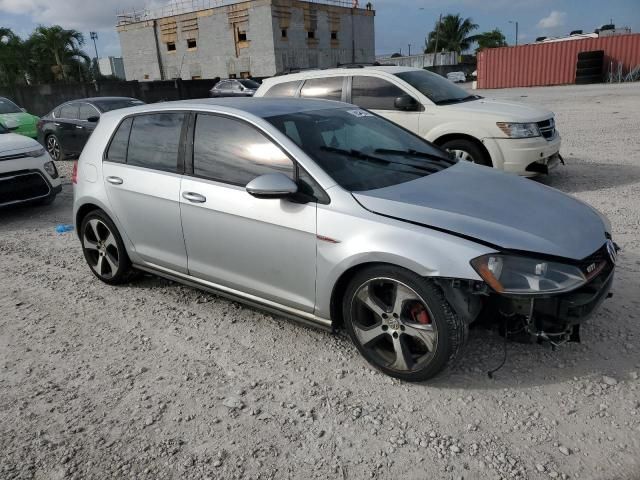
433, 133, 492, 166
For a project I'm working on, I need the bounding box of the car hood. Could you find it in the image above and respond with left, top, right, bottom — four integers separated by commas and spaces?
0, 132, 41, 155
443, 98, 553, 122
0, 112, 37, 127
353, 162, 607, 261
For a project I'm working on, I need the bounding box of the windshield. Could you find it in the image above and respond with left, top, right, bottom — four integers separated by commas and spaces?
265, 107, 454, 192
396, 70, 479, 105
239, 79, 260, 89
0, 97, 22, 114
94, 99, 145, 112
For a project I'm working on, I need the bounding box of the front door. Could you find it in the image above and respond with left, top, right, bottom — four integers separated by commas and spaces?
180, 113, 317, 312
102, 112, 188, 272
349, 75, 421, 133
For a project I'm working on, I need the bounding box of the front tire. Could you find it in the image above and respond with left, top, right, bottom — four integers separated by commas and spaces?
45, 134, 63, 161
441, 138, 492, 167
80, 210, 134, 285
343, 265, 467, 381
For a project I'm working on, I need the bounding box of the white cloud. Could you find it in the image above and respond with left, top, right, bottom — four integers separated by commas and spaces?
537, 10, 567, 30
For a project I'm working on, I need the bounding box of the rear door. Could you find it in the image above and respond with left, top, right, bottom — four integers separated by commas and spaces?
179, 113, 317, 312
102, 112, 188, 272
349, 75, 421, 133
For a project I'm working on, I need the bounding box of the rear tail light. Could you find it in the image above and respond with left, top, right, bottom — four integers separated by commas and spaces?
72, 161, 78, 184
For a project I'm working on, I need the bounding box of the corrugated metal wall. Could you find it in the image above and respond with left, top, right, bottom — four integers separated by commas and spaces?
477, 33, 640, 89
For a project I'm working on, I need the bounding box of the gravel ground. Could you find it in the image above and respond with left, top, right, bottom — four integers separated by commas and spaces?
1, 83, 639, 480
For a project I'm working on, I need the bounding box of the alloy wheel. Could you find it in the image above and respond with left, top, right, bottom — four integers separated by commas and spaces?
83, 218, 120, 280
350, 278, 438, 372
449, 149, 475, 163
46, 136, 60, 160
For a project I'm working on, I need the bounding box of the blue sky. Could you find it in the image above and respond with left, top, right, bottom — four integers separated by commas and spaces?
1, 0, 639, 58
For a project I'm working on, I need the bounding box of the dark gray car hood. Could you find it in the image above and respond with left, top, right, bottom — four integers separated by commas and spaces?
353, 162, 608, 261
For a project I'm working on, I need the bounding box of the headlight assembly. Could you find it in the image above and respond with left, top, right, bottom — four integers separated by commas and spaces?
26, 147, 46, 157
470, 254, 586, 295
496, 122, 540, 138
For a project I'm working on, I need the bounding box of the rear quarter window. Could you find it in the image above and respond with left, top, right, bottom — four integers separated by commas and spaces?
263, 80, 302, 97
105, 117, 133, 163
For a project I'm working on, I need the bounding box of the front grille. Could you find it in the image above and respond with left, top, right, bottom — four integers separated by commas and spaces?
537, 118, 556, 140
0, 170, 50, 205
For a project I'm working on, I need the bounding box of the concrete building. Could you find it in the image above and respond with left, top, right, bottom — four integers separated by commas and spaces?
98, 56, 126, 79
116, 0, 376, 81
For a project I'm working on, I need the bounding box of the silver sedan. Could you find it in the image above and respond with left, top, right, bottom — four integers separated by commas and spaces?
73, 98, 615, 381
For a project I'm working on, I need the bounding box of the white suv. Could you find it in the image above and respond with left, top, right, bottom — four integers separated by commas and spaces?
255, 66, 562, 176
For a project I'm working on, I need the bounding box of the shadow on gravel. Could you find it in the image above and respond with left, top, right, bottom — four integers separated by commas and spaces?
535, 161, 640, 193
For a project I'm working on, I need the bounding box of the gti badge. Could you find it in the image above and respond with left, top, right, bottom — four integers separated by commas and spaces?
606, 239, 617, 265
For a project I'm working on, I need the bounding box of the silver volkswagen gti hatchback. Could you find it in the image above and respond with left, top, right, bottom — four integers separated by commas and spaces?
73, 98, 616, 381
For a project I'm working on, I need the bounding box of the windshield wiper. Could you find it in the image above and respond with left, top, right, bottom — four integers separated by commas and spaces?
320, 146, 437, 174
374, 148, 455, 165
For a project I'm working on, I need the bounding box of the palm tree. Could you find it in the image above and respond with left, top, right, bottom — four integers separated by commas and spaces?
0, 28, 26, 87
475, 29, 508, 52
28, 26, 87, 81
425, 14, 479, 53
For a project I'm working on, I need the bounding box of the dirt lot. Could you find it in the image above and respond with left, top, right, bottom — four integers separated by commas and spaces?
1, 83, 639, 480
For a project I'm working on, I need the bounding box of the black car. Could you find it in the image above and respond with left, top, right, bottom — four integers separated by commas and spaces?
209, 79, 260, 98
37, 97, 145, 160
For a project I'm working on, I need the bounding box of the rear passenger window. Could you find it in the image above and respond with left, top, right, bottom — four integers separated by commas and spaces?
352, 76, 405, 110
127, 113, 185, 173
263, 80, 302, 97
59, 103, 79, 119
301, 77, 343, 101
79, 103, 99, 121
105, 117, 133, 163
193, 114, 294, 186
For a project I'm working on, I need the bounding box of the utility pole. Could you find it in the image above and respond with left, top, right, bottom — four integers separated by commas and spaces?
433, 13, 442, 65
90, 31, 99, 76
408, 44, 411, 56
509, 20, 519, 46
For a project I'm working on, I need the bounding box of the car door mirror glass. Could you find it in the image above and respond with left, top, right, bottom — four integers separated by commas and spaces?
246, 173, 298, 199
394, 94, 420, 111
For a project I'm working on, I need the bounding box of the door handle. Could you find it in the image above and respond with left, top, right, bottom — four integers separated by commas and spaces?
182, 191, 206, 203
106, 176, 123, 185
76, 125, 84, 129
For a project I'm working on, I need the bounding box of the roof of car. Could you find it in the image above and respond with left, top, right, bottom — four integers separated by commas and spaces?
103, 97, 351, 119
262, 65, 421, 84
74, 97, 139, 103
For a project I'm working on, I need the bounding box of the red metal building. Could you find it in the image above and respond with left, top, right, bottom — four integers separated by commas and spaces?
477, 33, 640, 89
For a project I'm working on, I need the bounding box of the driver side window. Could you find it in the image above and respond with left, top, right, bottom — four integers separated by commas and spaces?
351, 76, 406, 111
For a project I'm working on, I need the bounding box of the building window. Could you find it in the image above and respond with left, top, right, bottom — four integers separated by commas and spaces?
191, 76, 202, 80
167, 42, 176, 52
187, 38, 197, 49
229, 73, 237, 79
237, 29, 247, 42
143, 74, 150, 80
331, 31, 338, 40
281, 28, 287, 39
307, 31, 315, 39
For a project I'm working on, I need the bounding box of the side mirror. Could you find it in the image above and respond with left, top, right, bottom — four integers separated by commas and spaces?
246, 173, 298, 199
394, 94, 420, 111
87, 116, 100, 123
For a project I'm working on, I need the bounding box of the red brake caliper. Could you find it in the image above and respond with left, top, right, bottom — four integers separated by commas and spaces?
410, 303, 431, 325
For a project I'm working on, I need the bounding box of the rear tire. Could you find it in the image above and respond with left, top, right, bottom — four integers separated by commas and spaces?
80, 210, 135, 285
343, 265, 467, 382
441, 138, 492, 167
575, 74, 603, 85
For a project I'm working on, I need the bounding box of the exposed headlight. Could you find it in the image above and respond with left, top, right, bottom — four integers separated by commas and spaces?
43, 161, 59, 179
26, 147, 46, 157
470, 254, 586, 295
496, 122, 540, 138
